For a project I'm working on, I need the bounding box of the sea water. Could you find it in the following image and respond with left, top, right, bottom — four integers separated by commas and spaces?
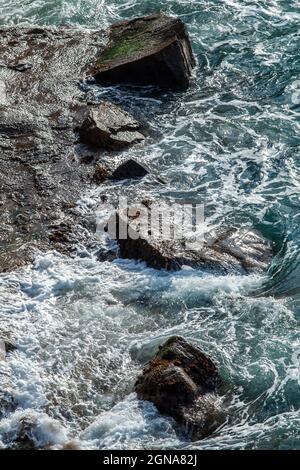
0, 0, 300, 450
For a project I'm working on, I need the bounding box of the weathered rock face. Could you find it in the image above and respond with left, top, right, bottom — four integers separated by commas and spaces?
93, 13, 195, 90
79, 101, 145, 150
0, 26, 108, 272
135, 336, 224, 439
115, 206, 273, 273
111, 158, 148, 180
0, 16, 194, 273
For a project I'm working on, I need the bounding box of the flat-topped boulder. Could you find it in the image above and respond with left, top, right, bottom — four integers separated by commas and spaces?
135, 336, 224, 439
115, 205, 274, 273
93, 13, 195, 90
79, 101, 145, 150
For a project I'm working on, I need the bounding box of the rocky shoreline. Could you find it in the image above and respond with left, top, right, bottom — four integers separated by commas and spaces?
0, 12, 275, 445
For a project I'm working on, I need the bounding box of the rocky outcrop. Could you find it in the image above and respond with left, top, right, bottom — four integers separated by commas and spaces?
135, 336, 224, 439
115, 206, 273, 273
0, 26, 109, 272
111, 159, 149, 180
93, 13, 195, 90
0, 15, 196, 273
79, 102, 144, 150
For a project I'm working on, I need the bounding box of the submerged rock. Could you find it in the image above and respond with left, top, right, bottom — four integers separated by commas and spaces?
111, 159, 149, 180
115, 206, 273, 273
79, 101, 145, 150
135, 336, 224, 439
93, 13, 195, 90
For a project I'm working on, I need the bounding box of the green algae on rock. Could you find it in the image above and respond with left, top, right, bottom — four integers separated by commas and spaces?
93, 12, 196, 90
135, 336, 224, 440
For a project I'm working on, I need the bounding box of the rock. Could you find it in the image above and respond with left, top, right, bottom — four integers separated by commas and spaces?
93, 13, 195, 91
12, 62, 33, 72
5, 413, 69, 450
79, 101, 145, 150
80, 154, 94, 164
93, 163, 110, 183
135, 336, 224, 439
0, 340, 17, 359
48, 229, 70, 244
48, 222, 72, 245
0, 341, 5, 361
60, 441, 81, 450
0, 392, 15, 420
96, 247, 118, 262
0, 26, 108, 272
11, 417, 37, 450
115, 206, 273, 273
110, 159, 148, 180
0, 61, 33, 72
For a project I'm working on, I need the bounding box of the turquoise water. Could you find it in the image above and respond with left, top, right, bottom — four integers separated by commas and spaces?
0, 0, 300, 450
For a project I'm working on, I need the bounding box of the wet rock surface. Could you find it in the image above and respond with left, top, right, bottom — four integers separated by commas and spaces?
115, 206, 274, 274
135, 336, 224, 439
0, 26, 108, 272
93, 12, 195, 90
0, 340, 16, 360
0, 16, 195, 273
9, 417, 38, 450
2, 413, 71, 450
93, 163, 110, 184
79, 101, 145, 150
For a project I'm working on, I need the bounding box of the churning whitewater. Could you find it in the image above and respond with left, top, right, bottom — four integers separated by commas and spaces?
1, 0, 300, 450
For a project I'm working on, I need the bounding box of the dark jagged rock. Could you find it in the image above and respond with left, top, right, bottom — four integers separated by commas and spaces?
115, 206, 273, 273
79, 101, 145, 150
93, 13, 195, 90
135, 336, 224, 439
10, 417, 37, 450
0, 340, 17, 359
111, 158, 148, 180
